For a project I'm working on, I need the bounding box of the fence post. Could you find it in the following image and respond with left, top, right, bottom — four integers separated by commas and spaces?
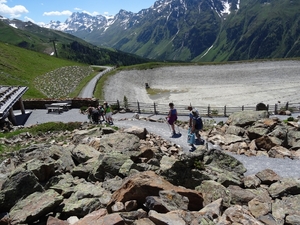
267, 104, 269, 113
242, 105, 244, 111
154, 102, 157, 114
137, 101, 141, 114
275, 104, 278, 114
286, 102, 289, 110
207, 104, 210, 117
117, 100, 120, 110
224, 105, 227, 117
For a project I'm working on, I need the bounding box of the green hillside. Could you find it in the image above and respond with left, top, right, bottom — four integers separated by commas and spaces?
0, 42, 90, 99
0, 19, 150, 66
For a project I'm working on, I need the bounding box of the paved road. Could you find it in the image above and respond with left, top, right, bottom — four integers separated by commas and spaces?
22, 109, 300, 179
78, 66, 114, 98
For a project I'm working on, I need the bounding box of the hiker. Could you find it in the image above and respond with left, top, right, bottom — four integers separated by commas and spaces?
86, 105, 95, 123
166, 102, 177, 136
98, 105, 105, 122
91, 107, 100, 124
104, 101, 113, 125
188, 106, 193, 128
188, 105, 199, 128
191, 109, 203, 142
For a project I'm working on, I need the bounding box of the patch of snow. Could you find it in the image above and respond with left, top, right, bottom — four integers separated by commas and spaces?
9, 23, 17, 29
221, 1, 231, 15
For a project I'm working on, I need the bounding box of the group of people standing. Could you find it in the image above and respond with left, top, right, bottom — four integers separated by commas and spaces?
166, 102, 203, 149
86, 101, 113, 125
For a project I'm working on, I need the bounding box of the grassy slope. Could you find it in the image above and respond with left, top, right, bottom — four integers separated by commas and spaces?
0, 42, 89, 99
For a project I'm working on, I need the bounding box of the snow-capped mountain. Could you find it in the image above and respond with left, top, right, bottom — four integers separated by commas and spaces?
42, 0, 240, 61
44, 0, 237, 35
6, 0, 299, 62
43, 12, 114, 33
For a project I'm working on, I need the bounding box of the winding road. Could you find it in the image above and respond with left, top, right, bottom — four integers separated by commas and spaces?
78, 66, 113, 98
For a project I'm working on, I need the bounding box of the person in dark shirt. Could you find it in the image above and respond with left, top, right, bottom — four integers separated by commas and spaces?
166, 102, 177, 136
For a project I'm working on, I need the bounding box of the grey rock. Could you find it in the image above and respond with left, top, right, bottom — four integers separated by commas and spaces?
0, 169, 44, 212
9, 189, 63, 225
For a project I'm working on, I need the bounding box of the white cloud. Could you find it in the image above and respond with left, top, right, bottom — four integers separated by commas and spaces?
24, 16, 35, 23
0, 1, 28, 18
82, 10, 99, 16
43, 10, 72, 17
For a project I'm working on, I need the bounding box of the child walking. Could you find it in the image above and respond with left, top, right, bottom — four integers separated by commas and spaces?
166, 102, 178, 136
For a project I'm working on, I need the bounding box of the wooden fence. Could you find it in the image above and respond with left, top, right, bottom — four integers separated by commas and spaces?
101, 100, 300, 117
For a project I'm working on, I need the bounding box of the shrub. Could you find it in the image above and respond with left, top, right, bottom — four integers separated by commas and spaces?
194, 160, 205, 170
111, 103, 119, 111
211, 109, 219, 116
29, 122, 82, 134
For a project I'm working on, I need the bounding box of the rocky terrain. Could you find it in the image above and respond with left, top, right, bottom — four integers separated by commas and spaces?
1, 110, 300, 224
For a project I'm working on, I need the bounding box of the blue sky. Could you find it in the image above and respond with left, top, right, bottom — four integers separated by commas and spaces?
0, 0, 156, 25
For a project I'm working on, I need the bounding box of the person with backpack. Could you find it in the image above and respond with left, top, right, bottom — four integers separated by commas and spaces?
98, 104, 105, 122
104, 101, 113, 125
188, 105, 199, 128
91, 108, 100, 124
166, 102, 178, 136
191, 109, 203, 142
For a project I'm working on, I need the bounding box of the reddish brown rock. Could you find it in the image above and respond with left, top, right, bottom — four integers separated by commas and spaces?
47, 216, 69, 225
107, 171, 203, 211
255, 169, 281, 185
74, 209, 124, 225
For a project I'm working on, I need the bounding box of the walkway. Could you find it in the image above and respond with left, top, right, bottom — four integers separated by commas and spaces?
22, 109, 300, 179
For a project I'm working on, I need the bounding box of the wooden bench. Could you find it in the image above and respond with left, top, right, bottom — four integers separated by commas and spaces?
52, 101, 72, 111
45, 104, 63, 114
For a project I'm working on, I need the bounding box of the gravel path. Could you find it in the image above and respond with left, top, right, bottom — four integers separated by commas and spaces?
113, 115, 300, 178
23, 110, 300, 179
104, 60, 300, 107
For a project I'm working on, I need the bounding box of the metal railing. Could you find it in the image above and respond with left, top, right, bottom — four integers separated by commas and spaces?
100, 100, 300, 117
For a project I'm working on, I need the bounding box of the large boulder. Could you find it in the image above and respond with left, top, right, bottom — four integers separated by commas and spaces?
268, 178, 300, 198
159, 149, 246, 189
217, 205, 264, 224
226, 110, 269, 127
90, 152, 131, 181
124, 126, 148, 139
107, 171, 204, 212
9, 189, 63, 225
196, 180, 231, 208
0, 169, 44, 212
272, 195, 300, 224
99, 133, 140, 154
71, 144, 100, 164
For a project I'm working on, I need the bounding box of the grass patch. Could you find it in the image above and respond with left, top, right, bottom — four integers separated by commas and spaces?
28, 121, 82, 134
146, 88, 170, 96
0, 122, 82, 139
0, 42, 88, 99
93, 69, 117, 100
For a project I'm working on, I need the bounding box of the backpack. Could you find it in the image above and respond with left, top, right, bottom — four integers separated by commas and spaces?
194, 116, 203, 130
